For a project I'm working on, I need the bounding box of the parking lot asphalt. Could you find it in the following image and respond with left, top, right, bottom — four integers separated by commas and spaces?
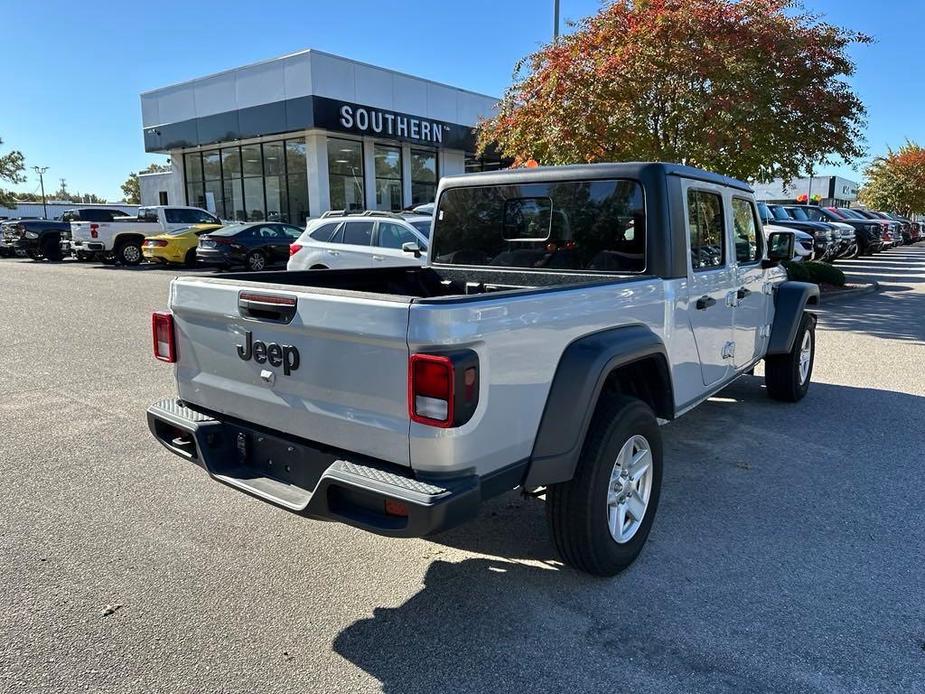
0, 249, 923, 694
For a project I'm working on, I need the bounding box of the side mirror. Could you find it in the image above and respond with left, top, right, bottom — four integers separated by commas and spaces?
764, 231, 794, 267
402, 241, 422, 259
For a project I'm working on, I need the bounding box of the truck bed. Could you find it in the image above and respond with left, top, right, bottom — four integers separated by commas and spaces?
209, 265, 641, 303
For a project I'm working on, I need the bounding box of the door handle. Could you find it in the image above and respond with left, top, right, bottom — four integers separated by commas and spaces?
736, 287, 752, 300
327, 250, 339, 256
372, 255, 385, 261
696, 295, 716, 310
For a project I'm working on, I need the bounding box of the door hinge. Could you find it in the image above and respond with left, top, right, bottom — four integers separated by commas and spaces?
759, 324, 771, 338
722, 341, 736, 359
762, 282, 774, 295
725, 291, 738, 308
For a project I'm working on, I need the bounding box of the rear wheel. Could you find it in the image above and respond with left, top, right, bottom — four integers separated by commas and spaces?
765, 313, 815, 402
41, 237, 62, 262
546, 394, 663, 576
116, 240, 142, 266
245, 250, 267, 272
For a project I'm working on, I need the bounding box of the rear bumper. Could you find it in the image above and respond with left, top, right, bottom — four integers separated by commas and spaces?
146, 398, 492, 538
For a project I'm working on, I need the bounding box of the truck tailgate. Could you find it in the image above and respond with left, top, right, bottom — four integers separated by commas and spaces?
169, 278, 412, 466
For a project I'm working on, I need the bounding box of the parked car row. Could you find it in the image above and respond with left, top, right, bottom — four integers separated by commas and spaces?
755, 202, 922, 262
1, 199, 920, 273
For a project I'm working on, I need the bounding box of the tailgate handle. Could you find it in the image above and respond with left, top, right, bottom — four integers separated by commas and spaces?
238, 292, 297, 324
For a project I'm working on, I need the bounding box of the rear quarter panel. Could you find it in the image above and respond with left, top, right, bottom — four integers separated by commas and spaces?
407, 277, 702, 477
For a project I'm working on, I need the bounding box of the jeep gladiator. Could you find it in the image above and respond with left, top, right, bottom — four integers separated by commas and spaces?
147, 163, 818, 576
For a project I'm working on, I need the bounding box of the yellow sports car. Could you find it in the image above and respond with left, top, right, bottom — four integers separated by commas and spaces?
142, 223, 223, 266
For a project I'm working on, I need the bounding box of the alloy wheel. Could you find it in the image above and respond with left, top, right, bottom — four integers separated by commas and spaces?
799, 330, 813, 385
606, 434, 654, 544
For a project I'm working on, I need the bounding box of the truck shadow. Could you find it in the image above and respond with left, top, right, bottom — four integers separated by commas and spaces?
816, 280, 925, 342
332, 379, 925, 692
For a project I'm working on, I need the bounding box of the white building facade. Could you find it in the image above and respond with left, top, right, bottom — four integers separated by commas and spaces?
751, 175, 860, 208
140, 49, 500, 224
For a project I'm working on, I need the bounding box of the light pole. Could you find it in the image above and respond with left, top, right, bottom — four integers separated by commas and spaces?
554, 0, 560, 40
32, 166, 48, 219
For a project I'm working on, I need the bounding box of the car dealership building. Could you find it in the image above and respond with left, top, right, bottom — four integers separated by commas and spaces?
140, 49, 500, 223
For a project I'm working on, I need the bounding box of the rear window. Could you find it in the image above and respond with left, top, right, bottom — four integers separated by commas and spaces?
432, 179, 646, 273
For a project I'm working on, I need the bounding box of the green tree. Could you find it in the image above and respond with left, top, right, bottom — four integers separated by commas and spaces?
121, 162, 171, 204
859, 142, 925, 217
0, 136, 26, 208
478, 0, 871, 182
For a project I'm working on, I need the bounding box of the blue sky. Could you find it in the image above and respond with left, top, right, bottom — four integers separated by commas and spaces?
2, 0, 923, 200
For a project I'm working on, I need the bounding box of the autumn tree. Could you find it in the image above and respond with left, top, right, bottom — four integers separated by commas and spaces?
859, 142, 925, 217
121, 162, 171, 204
478, 0, 871, 182
0, 136, 26, 208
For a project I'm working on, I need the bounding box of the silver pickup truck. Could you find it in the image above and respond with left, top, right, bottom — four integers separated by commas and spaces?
147, 163, 818, 576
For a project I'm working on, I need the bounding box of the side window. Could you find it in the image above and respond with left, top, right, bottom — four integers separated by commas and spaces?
688, 190, 726, 270
341, 221, 374, 246
282, 225, 304, 239
258, 226, 284, 239
732, 198, 762, 264
377, 222, 419, 250
139, 208, 159, 222
309, 222, 340, 241
164, 208, 182, 224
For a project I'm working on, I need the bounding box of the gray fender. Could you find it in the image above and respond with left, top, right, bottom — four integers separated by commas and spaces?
524, 325, 673, 488
767, 281, 819, 356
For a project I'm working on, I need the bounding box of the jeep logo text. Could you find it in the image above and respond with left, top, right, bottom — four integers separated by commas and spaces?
236, 331, 300, 375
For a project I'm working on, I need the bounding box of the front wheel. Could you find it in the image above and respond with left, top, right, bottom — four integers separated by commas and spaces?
184, 249, 197, 268
765, 313, 815, 402
546, 395, 663, 576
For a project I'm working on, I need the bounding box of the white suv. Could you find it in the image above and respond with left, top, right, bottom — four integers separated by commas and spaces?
288, 212, 431, 271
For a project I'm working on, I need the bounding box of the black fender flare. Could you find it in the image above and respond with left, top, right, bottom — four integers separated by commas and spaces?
524, 324, 673, 488
767, 281, 819, 356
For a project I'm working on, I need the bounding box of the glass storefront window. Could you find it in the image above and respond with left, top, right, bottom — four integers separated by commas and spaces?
241, 144, 263, 178
184, 153, 202, 182
411, 149, 437, 205
202, 151, 221, 180
204, 179, 224, 218
286, 140, 306, 175
243, 177, 265, 221
263, 142, 284, 177
287, 174, 309, 226
186, 138, 308, 223
186, 181, 204, 210
328, 139, 365, 211
374, 144, 402, 211
222, 147, 241, 178
224, 177, 245, 221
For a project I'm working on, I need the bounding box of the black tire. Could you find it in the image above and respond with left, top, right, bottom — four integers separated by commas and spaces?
184, 249, 197, 268
546, 394, 663, 577
309, 264, 329, 270
765, 312, 815, 402
245, 250, 267, 272
115, 240, 143, 266
41, 236, 63, 262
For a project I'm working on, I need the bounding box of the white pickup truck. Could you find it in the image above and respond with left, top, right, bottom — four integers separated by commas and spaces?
71, 205, 220, 264
146, 163, 818, 576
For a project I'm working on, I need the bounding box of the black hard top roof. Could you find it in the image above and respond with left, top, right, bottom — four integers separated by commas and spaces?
439, 162, 753, 194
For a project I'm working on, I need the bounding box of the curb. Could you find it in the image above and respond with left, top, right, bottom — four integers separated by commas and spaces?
819, 281, 880, 304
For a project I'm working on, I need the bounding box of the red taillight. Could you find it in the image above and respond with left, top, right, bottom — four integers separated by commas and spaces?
152, 311, 176, 363
145, 239, 168, 247
90, 223, 99, 239
408, 351, 479, 428
384, 499, 409, 517
289, 243, 303, 256
410, 354, 454, 427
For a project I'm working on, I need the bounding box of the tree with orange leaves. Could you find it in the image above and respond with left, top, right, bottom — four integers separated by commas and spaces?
478, 0, 871, 182
860, 142, 925, 217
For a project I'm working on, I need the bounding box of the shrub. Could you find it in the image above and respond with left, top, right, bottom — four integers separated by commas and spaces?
783, 260, 846, 287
